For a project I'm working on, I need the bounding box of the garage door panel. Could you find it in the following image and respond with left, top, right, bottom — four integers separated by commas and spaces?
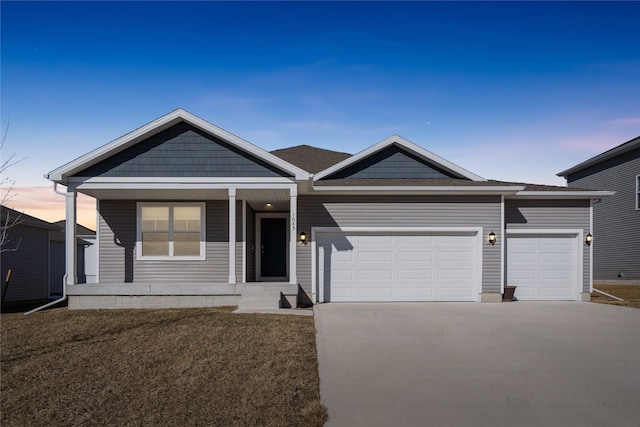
358, 251, 394, 263
438, 287, 474, 298
539, 286, 574, 297
439, 250, 472, 262
398, 269, 433, 280
398, 251, 433, 262
398, 287, 433, 298
319, 231, 478, 302
357, 269, 393, 280
397, 235, 434, 244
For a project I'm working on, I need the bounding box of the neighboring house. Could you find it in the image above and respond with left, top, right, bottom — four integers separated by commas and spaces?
45, 109, 612, 309
558, 136, 640, 281
0, 206, 87, 304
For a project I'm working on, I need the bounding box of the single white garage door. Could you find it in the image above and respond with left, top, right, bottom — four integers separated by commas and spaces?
506, 234, 579, 300
316, 232, 479, 302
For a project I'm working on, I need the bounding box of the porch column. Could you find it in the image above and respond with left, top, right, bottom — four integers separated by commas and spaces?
228, 188, 237, 284
65, 189, 77, 285
289, 186, 297, 284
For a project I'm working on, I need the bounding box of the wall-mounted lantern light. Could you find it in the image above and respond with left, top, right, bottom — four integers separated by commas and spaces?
585, 233, 593, 246
488, 232, 497, 246
299, 231, 307, 245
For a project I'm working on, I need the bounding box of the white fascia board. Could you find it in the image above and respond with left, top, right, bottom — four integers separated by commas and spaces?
68, 177, 295, 184
46, 109, 310, 183
311, 185, 524, 195
313, 134, 487, 181
511, 190, 615, 200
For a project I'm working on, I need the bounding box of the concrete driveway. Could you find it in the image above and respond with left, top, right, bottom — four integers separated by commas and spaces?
314, 302, 640, 427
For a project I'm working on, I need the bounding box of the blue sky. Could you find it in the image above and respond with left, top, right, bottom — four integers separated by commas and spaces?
2, 1, 639, 227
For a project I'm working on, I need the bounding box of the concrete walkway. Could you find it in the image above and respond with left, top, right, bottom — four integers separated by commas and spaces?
314, 302, 640, 427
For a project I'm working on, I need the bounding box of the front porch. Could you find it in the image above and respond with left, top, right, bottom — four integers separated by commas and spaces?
66, 282, 300, 310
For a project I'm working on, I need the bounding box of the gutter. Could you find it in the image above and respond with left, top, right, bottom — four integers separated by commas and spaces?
25, 183, 69, 315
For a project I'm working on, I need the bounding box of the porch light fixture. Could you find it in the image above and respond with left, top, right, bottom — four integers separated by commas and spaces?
488, 232, 497, 245
299, 231, 307, 245
585, 233, 593, 246
265, 203, 272, 208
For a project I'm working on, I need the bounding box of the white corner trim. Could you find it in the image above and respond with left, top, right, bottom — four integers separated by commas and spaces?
313, 134, 486, 181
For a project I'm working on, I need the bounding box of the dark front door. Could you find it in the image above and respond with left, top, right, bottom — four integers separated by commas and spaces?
260, 217, 287, 278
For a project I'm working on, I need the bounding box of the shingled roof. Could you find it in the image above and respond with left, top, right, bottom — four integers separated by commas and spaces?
270, 145, 352, 174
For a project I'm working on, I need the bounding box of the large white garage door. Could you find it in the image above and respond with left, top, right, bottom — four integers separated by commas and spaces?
506, 234, 579, 301
316, 232, 479, 302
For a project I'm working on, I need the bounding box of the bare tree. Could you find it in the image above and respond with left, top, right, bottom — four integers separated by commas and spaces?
1, 121, 28, 252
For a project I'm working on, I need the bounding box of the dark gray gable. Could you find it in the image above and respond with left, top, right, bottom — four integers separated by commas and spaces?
74, 122, 292, 178
321, 144, 464, 180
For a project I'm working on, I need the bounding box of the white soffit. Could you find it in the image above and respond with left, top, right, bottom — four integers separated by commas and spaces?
314, 135, 487, 182
46, 109, 310, 183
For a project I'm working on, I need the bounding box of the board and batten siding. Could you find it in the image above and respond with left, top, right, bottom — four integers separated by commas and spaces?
567, 151, 640, 279
505, 200, 591, 293
296, 195, 502, 295
98, 200, 239, 284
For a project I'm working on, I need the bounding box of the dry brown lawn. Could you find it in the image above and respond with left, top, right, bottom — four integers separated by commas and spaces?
1, 306, 327, 426
591, 285, 640, 309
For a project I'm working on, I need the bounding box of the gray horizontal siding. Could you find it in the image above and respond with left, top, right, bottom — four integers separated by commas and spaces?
98, 200, 239, 284
324, 145, 458, 180
1, 224, 50, 302
567, 153, 640, 279
76, 122, 291, 178
505, 200, 591, 293
296, 195, 502, 294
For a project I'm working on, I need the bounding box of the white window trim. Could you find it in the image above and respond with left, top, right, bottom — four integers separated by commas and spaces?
136, 202, 206, 261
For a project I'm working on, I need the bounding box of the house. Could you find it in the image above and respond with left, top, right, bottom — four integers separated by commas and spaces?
45, 109, 612, 309
558, 136, 640, 281
0, 206, 88, 305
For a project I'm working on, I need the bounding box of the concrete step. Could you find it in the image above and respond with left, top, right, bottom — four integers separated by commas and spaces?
237, 289, 282, 310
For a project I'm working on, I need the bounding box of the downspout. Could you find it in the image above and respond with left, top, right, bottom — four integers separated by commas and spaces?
25, 183, 69, 315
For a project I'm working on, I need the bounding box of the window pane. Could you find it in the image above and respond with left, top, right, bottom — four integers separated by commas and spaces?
174, 206, 201, 231
174, 232, 201, 256
142, 232, 169, 256
141, 207, 169, 231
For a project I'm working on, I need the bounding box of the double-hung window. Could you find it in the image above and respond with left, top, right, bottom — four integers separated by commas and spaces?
137, 203, 205, 259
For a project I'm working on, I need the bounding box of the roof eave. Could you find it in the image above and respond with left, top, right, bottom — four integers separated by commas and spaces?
557, 136, 640, 177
